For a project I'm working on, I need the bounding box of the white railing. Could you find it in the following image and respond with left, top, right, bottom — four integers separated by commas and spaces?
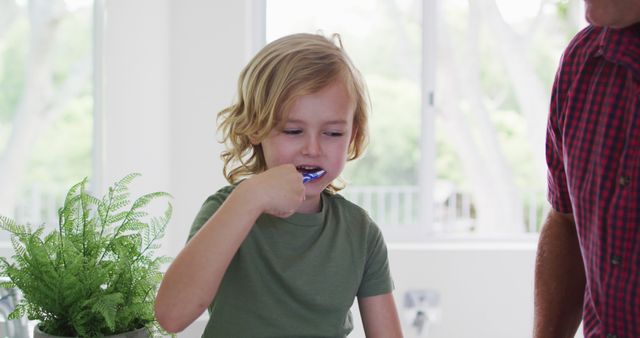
5, 185, 549, 242
342, 186, 421, 227
13, 187, 61, 227
0, 278, 29, 338
1, 187, 62, 242
342, 185, 549, 234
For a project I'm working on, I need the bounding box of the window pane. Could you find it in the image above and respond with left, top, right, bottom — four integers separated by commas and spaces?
0, 0, 94, 240
434, 0, 584, 234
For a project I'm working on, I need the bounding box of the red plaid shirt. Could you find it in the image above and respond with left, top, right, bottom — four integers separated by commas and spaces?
546, 23, 640, 338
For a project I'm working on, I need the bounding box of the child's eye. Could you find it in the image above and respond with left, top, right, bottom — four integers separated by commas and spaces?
325, 131, 344, 137
282, 129, 302, 135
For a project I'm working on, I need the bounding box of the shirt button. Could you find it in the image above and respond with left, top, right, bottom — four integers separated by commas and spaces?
611, 255, 622, 265
619, 175, 630, 186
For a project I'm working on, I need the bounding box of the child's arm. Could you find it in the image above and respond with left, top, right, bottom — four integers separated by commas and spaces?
154, 164, 305, 333
359, 293, 404, 338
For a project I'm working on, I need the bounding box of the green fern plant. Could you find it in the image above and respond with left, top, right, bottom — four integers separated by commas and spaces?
0, 173, 172, 337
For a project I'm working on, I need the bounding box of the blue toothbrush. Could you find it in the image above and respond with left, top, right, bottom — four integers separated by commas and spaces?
302, 170, 326, 183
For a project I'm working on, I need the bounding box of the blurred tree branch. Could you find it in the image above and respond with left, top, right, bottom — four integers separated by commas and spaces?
0, 0, 91, 215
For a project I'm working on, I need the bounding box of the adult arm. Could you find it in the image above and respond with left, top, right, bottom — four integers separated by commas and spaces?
359, 293, 403, 338
154, 165, 304, 333
533, 209, 585, 338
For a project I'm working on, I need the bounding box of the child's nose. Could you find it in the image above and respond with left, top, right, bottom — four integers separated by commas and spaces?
301, 135, 321, 156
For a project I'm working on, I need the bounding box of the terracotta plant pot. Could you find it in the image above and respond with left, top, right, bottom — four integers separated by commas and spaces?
33, 325, 150, 338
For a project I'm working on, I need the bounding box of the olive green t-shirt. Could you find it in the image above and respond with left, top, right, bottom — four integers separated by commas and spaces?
188, 185, 393, 338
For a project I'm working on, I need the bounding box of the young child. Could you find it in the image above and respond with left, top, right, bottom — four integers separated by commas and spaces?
155, 33, 403, 337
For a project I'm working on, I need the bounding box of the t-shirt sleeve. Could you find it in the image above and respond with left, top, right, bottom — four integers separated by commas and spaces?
187, 186, 233, 242
357, 223, 394, 298
545, 52, 573, 214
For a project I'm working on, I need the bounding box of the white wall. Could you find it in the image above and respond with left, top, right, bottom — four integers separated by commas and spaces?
165, 0, 248, 258
99, 1, 554, 337
387, 242, 536, 338
100, 0, 238, 258
100, 0, 172, 196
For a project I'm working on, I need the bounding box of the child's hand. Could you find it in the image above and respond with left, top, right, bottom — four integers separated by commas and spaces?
241, 164, 305, 218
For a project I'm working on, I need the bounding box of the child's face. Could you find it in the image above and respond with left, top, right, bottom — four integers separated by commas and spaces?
260, 80, 355, 210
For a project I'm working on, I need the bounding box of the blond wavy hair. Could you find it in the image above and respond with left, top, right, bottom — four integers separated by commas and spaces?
217, 33, 369, 192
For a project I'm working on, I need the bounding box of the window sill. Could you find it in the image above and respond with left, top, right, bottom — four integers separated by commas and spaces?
387, 233, 539, 251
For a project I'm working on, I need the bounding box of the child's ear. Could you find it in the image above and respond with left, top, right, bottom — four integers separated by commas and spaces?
249, 135, 261, 145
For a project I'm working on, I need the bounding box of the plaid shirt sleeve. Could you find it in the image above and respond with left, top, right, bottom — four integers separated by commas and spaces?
545, 53, 573, 214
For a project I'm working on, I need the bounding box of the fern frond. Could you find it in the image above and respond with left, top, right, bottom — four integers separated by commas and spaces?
63, 179, 86, 203
109, 196, 131, 212
59, 179, 87, 226
120, 211, 148, 224
139, 203, 172, 256
0, 279, 16, 289
8, 302, 26, 321
118, 221, 148, 234
31, 225, 46, 241
89, 292, 124, 331
130, 192, 171, 211
0, 215, 18, 233
114, 173, 141, 188
10, 236, 27, 258
104, 211, 128, 227
81, 193, 102, 208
